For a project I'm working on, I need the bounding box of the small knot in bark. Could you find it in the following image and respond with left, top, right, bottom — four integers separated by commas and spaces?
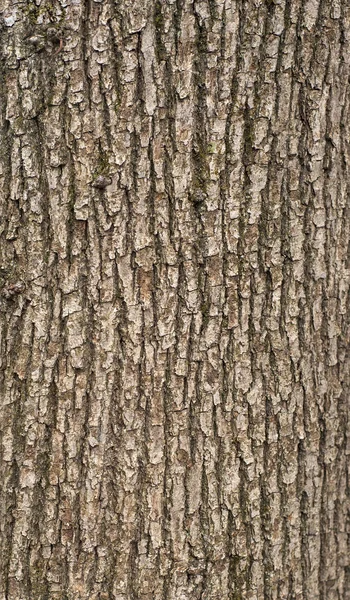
92, 175, 112, 189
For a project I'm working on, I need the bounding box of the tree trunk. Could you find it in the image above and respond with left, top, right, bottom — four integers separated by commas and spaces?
0, 0, 349, 598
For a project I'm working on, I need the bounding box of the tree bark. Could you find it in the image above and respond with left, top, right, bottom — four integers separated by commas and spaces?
0, 0, 349, 598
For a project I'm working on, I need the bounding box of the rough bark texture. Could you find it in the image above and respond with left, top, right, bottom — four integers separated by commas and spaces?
0, 0, 349, 599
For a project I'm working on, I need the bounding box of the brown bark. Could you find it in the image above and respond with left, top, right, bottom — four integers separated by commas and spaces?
0, 0, 349, 598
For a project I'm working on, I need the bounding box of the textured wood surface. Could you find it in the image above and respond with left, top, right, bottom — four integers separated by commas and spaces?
0, 0, 349, 598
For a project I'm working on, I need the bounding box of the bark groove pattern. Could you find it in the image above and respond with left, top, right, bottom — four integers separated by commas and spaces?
0, 0, 349, 599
